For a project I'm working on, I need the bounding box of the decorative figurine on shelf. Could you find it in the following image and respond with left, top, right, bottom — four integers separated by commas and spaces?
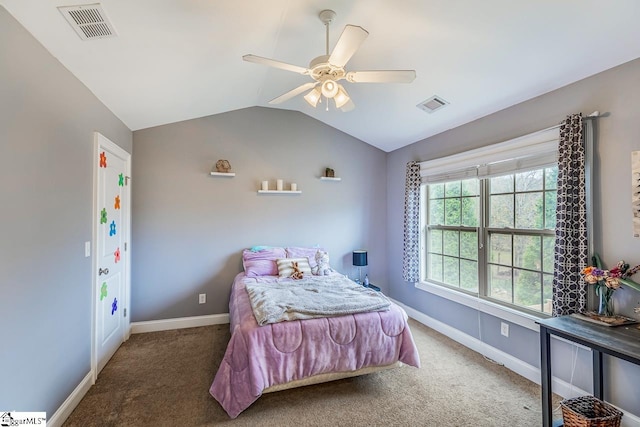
325, 167, 335, 178
216, 159, 231, 173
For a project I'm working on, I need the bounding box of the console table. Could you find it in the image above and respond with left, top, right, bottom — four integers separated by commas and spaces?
537, 315, 640, 427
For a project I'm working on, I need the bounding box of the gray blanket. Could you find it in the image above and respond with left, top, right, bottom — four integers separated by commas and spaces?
245, 275, 391, 325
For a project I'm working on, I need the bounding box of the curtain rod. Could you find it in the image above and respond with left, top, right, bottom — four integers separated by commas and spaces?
537, 111, 601, 133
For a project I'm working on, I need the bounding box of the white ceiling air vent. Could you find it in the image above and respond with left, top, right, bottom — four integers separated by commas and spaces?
417, 96, 449, 113
58, 4, 117, 40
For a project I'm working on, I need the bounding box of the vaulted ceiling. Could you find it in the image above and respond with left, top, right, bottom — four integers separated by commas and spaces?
3, 1, 640, 151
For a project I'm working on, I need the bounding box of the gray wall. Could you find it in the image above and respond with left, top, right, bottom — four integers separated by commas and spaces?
386, 58, 640, 415
0, 6, 132, 415
131, 107, 387, 321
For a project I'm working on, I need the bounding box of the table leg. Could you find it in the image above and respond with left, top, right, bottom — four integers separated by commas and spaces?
540, 325, 552, 427
592, 349, 603, 400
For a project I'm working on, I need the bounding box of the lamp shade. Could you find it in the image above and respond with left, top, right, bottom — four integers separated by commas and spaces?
352, 250, 368, 267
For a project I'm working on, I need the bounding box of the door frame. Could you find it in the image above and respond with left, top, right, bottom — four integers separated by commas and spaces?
91, 131, 132, 382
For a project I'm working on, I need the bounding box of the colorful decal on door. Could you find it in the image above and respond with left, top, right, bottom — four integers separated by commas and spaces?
100, 208, 108, 224
109, 221, 117, 236
114, 247, 121, 263
114, 195, 121, 210
111, 298, 118, 315
118, 173, 124, 187
99, 152, 107, 168
100, 282, 108, 301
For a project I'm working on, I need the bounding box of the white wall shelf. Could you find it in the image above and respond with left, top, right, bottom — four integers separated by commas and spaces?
257, 190, 302, 195
210, 172, 235, 177
320, 176, 341, 181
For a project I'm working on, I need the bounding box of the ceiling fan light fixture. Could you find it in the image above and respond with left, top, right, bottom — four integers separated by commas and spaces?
321, 79, 339, 98
334, 85, 350, 108
304, 87, 321, 107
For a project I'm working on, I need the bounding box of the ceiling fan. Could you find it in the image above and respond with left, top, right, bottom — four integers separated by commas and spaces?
243, 9, 416, 111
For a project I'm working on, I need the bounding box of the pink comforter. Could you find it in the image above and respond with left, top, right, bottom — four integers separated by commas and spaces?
210, 273, 421, 418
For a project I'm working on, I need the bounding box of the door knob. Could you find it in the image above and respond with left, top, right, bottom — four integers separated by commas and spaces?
99, 268, 110, 276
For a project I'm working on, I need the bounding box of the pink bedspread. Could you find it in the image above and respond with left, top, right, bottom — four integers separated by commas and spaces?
210, 273, 421, 418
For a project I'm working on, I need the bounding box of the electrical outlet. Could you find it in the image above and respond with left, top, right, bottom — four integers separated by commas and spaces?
199, 293, 206, 304
500, 322, 509, 337
85, 241, 91, 257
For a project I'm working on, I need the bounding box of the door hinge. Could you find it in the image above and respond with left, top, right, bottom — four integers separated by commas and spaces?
125, 176, 130, 186
124, 242, 127, 251
124, 308, 127, 317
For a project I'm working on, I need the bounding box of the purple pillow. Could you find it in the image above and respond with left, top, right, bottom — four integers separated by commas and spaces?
242, 247, 286, 277
285, 247, 324, 269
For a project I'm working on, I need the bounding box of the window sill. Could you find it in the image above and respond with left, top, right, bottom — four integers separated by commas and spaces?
415, 280, 544, 332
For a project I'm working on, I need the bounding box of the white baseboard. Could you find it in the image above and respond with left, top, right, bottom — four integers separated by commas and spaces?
48, 371, 94, 427
392, 299, 640, 427
130, 313, 229, 334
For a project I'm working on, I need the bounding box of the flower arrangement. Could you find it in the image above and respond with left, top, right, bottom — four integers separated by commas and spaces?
580, 253, 640, 316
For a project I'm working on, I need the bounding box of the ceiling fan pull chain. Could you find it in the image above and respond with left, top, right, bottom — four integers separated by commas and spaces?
326, 96, 329, 111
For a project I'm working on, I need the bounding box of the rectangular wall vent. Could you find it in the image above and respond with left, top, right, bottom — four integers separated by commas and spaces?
417, 95, 449, 113
58, 3, 117, 40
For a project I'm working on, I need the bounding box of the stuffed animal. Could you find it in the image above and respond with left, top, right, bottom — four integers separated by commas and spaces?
314, 250, 333, 276
290, 261, 304, 280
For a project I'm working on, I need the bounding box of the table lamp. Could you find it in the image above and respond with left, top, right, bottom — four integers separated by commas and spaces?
352, 250, 368, 284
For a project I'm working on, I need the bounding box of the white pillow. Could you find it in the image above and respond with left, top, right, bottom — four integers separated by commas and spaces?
276, 257, 312, 278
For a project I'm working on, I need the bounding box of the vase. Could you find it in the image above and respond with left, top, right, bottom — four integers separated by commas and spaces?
597, 287, 614, 317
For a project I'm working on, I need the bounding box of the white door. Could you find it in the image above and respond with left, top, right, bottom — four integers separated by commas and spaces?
93, 132, 130, 376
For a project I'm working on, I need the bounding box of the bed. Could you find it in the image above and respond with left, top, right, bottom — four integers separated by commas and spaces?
209, 247, 421, 418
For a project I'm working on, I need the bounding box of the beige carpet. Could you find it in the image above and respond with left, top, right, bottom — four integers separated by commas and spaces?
63, 319, 561, 426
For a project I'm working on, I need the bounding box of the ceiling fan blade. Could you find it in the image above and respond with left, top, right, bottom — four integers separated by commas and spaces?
243, 54, 309, 75
340, 99, 355, 112
328, 25, 369, 68
346, 70, 416, 83
268, 82, 318, 105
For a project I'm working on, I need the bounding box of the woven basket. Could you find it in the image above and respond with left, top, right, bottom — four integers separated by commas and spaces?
560, 396, 623, 427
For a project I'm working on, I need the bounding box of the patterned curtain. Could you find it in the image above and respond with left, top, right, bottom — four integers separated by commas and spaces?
403, 161, 421, 282
552, 114, 588, 316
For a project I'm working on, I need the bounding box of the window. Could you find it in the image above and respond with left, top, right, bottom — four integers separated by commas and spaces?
420, 128, 560, 315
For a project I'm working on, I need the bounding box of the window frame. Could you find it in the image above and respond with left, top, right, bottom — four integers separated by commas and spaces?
418, 127, 561, 317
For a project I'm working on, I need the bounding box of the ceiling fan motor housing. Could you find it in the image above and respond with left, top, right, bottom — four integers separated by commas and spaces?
309, 55, 345, 82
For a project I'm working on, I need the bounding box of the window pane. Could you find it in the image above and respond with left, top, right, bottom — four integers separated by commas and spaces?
543, 273, 553, 314
545, 167, 558, 190
489, 194, 513, 228
429, 199, 444, 225
443, 230, 459, 257
460, 231, 477, 260
514, 235, 541, 271
461, 196, 479, 227
543, 236, 554, 273
545, 191, 557, 229
489, 265, 512, 303
514, 269, 542, 310
460, 260, 478, 292
515, 193, 543, 229
516, 169, 543, 192
430, 229, 443, 254
428, 254, 443, 282
445, 198, 461, 225
462, 179, 479, 196
443, 257, 459, 286
445, 181, 461, 197
429, 183, 444, 199
422, 165, 556, 315
489, 233, 512, 265
490, 175, 513, 194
